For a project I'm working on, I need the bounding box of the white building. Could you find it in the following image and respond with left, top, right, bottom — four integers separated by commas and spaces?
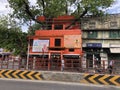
81, 14, 120, 69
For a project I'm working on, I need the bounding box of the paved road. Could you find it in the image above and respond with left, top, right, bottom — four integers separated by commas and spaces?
0, 79, 119, 90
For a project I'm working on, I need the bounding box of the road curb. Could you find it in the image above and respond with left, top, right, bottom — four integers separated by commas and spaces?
0, 69, 43, 80
0, 69, 120, 86
81, 74, 120, 86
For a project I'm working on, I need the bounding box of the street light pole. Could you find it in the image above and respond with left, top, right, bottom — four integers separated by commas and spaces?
26, 39, 30, 69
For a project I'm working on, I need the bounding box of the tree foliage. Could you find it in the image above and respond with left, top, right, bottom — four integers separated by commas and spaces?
0, 15, 27, 56
27, 23, 42, 35
8, 0, 115, 21
8, 0, 115, 31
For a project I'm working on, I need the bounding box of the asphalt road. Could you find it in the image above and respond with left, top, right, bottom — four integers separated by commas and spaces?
0, 79, 119, 90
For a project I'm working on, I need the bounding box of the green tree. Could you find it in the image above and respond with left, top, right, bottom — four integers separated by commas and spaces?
27, 22, 42, 35
8, 0, 115, 29
0, 15, 27, 56
8, 0, 115, 18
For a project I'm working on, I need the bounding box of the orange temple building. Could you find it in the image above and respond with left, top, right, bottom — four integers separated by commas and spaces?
27, 15, 83, 71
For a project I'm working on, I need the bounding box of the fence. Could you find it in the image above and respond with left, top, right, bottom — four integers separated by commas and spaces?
0, 57, 119, 74
0, 57, 22, 70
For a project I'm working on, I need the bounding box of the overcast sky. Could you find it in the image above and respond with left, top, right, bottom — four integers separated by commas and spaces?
0, 0, 10, 14
0, 0, 120, 32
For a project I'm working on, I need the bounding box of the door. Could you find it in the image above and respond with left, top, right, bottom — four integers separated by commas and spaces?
86, 54, 93, 68
86, 53, 101, 68
50, 52, 61, 70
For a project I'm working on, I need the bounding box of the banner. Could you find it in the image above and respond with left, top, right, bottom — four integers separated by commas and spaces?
32, 40, 49, 52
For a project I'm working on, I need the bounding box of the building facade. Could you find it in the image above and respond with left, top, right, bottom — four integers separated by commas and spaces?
28, 15, 83, 70
81, 14, 120, 69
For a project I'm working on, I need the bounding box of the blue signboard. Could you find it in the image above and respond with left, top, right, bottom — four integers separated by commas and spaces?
86, 43, 102, 48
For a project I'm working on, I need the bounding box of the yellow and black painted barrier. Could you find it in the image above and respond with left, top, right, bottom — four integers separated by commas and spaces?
81, 74, 120, 86
0, 70, 43, 80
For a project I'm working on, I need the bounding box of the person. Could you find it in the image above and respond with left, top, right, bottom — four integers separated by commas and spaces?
108, 60, 114, 74
94, 57, 98, 68
61, 59, 64, 71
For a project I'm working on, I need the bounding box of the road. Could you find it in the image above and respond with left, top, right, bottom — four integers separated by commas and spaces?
0, 79, 119, 90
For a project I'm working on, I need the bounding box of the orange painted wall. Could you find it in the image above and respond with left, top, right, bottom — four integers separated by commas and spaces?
35, 29, 81, 37
63, 48, 82, 55
29, 29, 82, 55
29, 15, 83, 55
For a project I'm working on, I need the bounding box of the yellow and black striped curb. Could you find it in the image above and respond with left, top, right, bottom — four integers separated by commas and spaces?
81, 74, 120, 86
0, 70, 43, 80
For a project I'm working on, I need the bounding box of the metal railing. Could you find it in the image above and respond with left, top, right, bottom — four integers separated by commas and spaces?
0, 57, 119, 74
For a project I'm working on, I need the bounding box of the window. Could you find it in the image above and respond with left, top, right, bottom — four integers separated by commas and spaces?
89, 22, 96, 29
88, 31, 97, 38
109, 31, 120, 38
55, 39, 61, 46
54, 25, 63, 30
110, 21, 117, 28
69, 48, 74, 52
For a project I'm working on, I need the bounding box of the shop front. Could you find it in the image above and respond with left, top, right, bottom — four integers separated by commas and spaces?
83, 43, 106, 69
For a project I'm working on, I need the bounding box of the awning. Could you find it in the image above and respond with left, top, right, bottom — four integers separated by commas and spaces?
110, 48, 120, 53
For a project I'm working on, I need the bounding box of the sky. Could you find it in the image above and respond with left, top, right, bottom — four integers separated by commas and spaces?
0, 0, 120, 32
106, 0, 120, 14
